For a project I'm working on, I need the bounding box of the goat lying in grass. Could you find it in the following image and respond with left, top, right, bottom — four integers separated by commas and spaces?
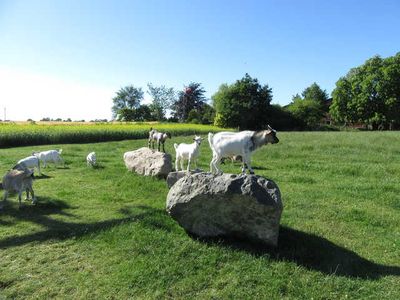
174, 135, 203, 172
1, 166, 36, 209
33, 149, 64, 168
148, 128, 171, 152
208, 125, 279, 174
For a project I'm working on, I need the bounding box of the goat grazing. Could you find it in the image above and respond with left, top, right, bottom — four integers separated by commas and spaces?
87, 152, 97, 167
16, 155, 41, 176
1, 167, 36, 209
148, 128, 171, 152
174, 136, 203, 172
208, 125, 279, 174
33, 149, 64, 168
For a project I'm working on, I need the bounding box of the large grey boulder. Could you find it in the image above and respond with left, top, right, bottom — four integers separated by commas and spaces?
123, 147, 172, 178
166, 169, 203, 188
166, 173, 283, 246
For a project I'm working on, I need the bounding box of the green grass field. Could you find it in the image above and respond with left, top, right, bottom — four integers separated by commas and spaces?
0, 132, 399, 299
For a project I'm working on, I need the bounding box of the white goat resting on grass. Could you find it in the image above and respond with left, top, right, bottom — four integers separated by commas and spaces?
208, 125, 279, 174
87, 152, 97, 167
1, 167, 36, 209
174, 136, 203, 172
148, 128, 171, 152
33, 149, 64, 168
16, 155, 41, 176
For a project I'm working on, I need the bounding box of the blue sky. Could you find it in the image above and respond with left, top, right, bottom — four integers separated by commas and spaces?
0, 0, 399, 120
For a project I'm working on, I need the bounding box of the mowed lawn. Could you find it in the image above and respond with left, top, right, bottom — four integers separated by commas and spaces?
0, 132, 399, 299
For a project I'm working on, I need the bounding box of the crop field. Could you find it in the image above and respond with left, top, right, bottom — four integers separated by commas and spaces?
0, 131, 399, 299
0, 122, 226, 147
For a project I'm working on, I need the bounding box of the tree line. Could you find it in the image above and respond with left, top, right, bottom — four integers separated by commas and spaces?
112, 52, 400, 130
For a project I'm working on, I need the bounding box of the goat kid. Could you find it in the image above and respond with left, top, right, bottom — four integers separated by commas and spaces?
1, 167, 36, 209
87, 152, 97, 167
33, 149, 64, 168
174, 136, 203, 172
208, 125, 279, 174
148, 128, 171, 152
16, 155, 41, 176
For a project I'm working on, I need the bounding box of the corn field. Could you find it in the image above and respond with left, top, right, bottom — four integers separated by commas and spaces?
0, 122, 228, 147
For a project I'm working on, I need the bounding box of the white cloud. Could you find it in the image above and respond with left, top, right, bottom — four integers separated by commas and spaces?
0, 67, 115, 121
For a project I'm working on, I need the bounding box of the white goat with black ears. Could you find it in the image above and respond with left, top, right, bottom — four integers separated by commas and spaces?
208, 125, 279, 174
174, 135, 203, 172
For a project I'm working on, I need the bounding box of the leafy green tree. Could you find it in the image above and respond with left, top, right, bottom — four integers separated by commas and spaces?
117, 108, 136, 121
330, 53, 400, 129
268, 104, 304, 130
199, 103, 215, 124
112, 85, 144, 120
286, 95, 323, 128
117, 105, 153, 122
286, 83, 328, 129
147, 83, 176, 121
212, 74, 273, 130
186, 103, 215, 124
187, 109, 201, 124
133, 105, 153, 121
302, 82, 330, 111
172, 83, 206, 122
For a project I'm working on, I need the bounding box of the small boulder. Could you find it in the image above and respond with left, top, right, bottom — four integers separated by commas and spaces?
166, 173, 283, 246
124, 147, 172, 178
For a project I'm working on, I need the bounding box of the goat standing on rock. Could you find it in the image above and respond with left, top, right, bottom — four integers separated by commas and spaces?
174, 136, 203, 172
208, 125, 279, 174
148, 128, 171, 152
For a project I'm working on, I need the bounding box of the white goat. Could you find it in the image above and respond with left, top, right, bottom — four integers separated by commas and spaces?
16, 155, 41, 176
208, 125, 279, 174
1, 167, 36, 209
174, 136, 203, 172
87, 152, 97, 167
148, 128, 171, 152
33, 149, 64, 168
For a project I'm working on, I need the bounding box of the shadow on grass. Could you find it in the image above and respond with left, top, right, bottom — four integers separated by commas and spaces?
0, 203, 164, 250
34, 174, 52, 180
1, 203, 399, 280
199, 226, 400, 279
90, 164, 105, 170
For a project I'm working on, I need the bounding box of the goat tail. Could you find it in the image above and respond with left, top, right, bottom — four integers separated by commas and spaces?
58, 149, 63, 154
173, 143, 178, 150
208, 132, 215, 152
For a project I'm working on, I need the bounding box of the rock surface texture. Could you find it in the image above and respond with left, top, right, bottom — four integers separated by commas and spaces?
123, 147, 172, 178
166, 173, 283, 246
166, 169, 203, 188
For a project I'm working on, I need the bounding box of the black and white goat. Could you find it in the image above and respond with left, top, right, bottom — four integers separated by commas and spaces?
208, 125, 279, 174
148, 128, 171, 152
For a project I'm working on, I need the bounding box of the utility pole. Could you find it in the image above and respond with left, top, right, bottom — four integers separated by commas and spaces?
3, 107, 6, 121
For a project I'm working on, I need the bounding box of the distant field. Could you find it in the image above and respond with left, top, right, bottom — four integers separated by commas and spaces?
0, 131, 399, 299
0, 122, 227, 147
